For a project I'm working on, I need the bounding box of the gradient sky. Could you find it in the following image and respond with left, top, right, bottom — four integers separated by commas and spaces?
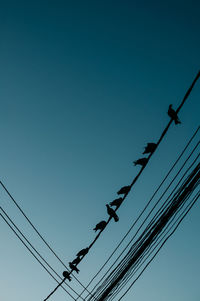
0, 1, 200, 301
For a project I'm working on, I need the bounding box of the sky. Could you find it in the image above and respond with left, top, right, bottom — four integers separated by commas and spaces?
0, 1, 200, 301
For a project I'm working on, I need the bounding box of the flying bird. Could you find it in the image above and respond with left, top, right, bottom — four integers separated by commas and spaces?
69, 262, 80, 273
62, 271, 72, 281
106, 204, 119, 222
72, 257, 81, 265
93, 221, 107, 232
168, 104, 181, 124
110, 197, 123, 208
76, 247, 89, 257
117, 185, 131, 195
143, 143, 157, 154
133, 158, 148, 167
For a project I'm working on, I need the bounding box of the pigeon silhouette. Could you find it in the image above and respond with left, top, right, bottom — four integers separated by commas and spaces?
106, 204, 119, 222
110, 197, 123, 208
133, 158, 148, 167
62, 271, 72, 281
72, 257, 81, 265
117, 185, 131, 195
168, 104, 181, 124
69, 262, 80, 273
143, 143, 157, 154
76, 247, 89, 257
93, 221, 107, 232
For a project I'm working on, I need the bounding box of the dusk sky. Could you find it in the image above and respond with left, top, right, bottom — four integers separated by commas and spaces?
0, 1, 200, 301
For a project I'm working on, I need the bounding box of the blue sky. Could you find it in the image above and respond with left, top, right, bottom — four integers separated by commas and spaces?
0, 1, 200, 301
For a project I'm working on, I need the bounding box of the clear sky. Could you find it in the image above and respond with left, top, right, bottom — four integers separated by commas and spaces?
0, 1, 200, 301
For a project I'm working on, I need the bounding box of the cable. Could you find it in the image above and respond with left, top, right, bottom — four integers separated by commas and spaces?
83, 140, 199, 299
0, 180, 93, 295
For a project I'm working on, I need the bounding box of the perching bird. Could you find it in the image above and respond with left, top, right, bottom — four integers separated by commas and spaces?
117, 185, 131, 195
110, 197, 123, 208
72, 257, 81, 265
168, 104, 181, 124
62, 271, 72, 281
69, 262, 80, 273
106, 204, 119, 222
143, 143, 157, 154
133, 157, 148, 167
76, 247, 89, 257
93, 221, 107, 232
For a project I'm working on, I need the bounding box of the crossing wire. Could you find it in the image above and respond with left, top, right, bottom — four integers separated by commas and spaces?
77, 126, 199, 300
86, 152, 199, 300
88, 163, 200, 301
43, 70, 200, 301
0, 206, 86, 301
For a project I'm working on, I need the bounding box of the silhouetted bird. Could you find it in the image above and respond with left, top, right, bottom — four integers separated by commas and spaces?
110, 197, 123, 208
93, 221, 107, 232
62, 271, 72, 281
106, 204, 119, 222
76, 247, 89, 257
133, 158, 148, 167
168, 104, 181, 124
72, 257, 81, 265
69, 262, 79, 273
143, 143, 157, 154
117, 185, 131, 195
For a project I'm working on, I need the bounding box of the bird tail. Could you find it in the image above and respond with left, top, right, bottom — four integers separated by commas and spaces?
114, 214, 119, 222
93, 228, 97, 232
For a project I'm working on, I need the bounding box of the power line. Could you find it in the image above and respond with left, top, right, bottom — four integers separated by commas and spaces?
77, 127, 199, 300
0, 181, 93, 295
0, 206, 86, 300
88, 163, 200, 301
43, 70, 200, 300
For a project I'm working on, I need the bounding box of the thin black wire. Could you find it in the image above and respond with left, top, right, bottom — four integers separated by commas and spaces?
76, 126, 199, 301
89, 163, 200, 301
0, 212, 77, 301
41, 70, 200, 300
84, 142, 199, 299
109, 188, 200, 301
0, 206, 86, 301
118, 191, 200, 301
0, 180, 93, 295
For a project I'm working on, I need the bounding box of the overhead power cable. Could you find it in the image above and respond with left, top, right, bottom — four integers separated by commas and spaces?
88, 162, 199, 301
0, 206, 86, 301
43, 70, 200, 301
0, 180, 93, 296
77, 126, 199, 300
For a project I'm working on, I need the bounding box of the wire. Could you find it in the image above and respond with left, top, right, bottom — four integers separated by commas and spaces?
77, 127, 199, 300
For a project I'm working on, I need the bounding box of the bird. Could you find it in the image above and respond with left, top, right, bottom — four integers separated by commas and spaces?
168, 104, 181, 124
117, 185, 131, 195
143, 143, 157, 154
62, 271, 72, 281
93, 221, 107, 232
72, 257, 81, 265
133, 157, 148, 167
106, 204, 119, 222
76, 247, 89, 257
69, 262, 80, 273
109, 197, 123, 208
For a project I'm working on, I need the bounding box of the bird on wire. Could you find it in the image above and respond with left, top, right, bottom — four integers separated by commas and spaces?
93, 221, 107, 232
72, 257, 81, 265
117, 185, 131, 196
106, 204, 119, 222
76, 247, 89, 257
109, 197, 123, 209
133, 157, 148, 167
69, 262, 80, 273
143, 142, 157, 154
168, 104, 181, 124
62, 271, 72, 281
